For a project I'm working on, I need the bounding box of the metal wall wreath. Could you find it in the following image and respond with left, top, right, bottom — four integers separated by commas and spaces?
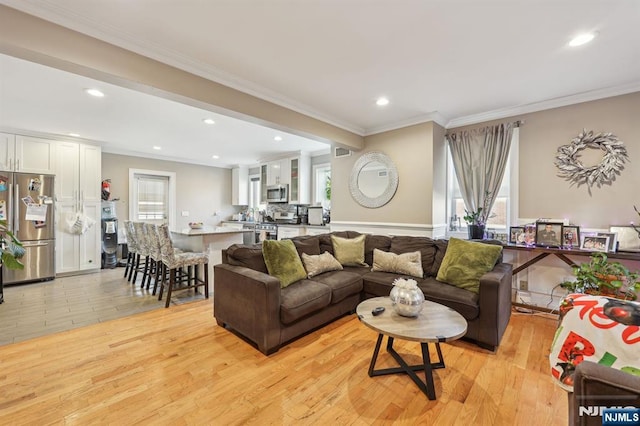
554, 129, 628, 193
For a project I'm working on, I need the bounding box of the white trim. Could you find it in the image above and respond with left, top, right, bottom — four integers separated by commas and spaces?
445, 82, 640, 128
128, 168, 177, 229
363, 112, 448, 136
508, 128, 520, 227
329, 221, 448, 238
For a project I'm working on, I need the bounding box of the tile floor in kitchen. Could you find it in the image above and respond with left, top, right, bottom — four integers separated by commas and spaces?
0, 266, 208, 346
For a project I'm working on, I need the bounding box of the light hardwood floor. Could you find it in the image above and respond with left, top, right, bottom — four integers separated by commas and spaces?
0, 297, 567, 425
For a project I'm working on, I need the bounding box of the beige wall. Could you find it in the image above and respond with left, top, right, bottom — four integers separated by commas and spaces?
450, 91, 640, 229
102, 153, 235, 229
0, 5, 363, 151
332, 122, 445, 226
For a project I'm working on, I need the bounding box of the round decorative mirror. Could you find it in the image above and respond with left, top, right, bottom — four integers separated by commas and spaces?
349, 151, 399, 208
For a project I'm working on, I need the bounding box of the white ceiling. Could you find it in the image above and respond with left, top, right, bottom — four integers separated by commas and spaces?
1, 0, 639, 167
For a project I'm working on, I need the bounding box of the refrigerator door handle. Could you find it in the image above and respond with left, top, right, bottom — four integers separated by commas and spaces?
8, 181, 13, 231
14, 183, 19, 234
23, 241, 51, 247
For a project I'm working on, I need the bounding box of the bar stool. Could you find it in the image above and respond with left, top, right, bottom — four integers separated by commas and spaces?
156, 224, 209, 308
122, 220, 137, 281
131, 222, 151, 286
144, 223, 165, 294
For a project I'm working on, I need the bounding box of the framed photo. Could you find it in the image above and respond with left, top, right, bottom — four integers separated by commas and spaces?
596, 231, 618, 252
580, 235, 609, 252
509, 226, 525, 245
535, 221, 563, 247
561, 226, 580, 249
523, 224, 536, 246
609, 225, 640, 252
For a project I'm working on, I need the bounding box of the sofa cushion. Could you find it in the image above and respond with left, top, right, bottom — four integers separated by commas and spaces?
431, 239, 450, 276
293, 237, 321, 257
332, 234, 368, 267
372, 248, 423, 278
310, 270, 363, 304
318, 231, 359, 255
419, 278, 480, 320
280, 280, 332, 324
262, 240, 307, 288
301, 251, 343, 278
365, 235, 392, 267
436, 238, 503, 294
226, 244, 268, 273
362, 272, 480, 320
390, 236, 438, 278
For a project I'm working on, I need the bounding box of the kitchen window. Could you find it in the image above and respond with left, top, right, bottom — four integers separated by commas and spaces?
446, 128, 519, 232
312, 163, 331, 208
129, 168, 176, 228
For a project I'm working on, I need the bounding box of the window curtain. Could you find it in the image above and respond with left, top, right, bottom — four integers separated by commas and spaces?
446, 122, 516, 223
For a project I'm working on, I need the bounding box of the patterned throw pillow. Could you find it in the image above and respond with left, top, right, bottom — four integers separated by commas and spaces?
436, 237, 502, 294
301, 252, 343, 278
262, 239, 307, 288
331, 234, 368, 266
371, 248, 423, 278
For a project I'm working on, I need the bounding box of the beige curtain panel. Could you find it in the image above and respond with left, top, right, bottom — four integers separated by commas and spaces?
446, 122, 516, 222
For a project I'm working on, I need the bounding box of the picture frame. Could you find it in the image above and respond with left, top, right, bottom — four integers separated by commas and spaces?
509, 226, 525, 245
535, 221, 563, 247
580, 235, 609, 252
561, 225, 580, 249
596, 231, 618, 252
609, 225, 640, 252
523, 223, 537, 246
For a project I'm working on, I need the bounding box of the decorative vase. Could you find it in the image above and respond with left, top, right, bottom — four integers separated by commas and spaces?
468, 224, 485, 240
389, 279, 425, 317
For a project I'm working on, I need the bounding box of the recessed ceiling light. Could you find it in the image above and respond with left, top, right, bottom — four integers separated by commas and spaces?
274, 136, 283, 141
569, 32, 597, 47
203, 118, 215, 125
68, 133, 80, 137
212, 155, 220, 159
85, 88, 105, 97
153, 146, 162, 150
376, 97, 389, 106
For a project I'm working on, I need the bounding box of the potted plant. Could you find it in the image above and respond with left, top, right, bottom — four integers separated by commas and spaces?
560, 252, 640, 300
463, 207, 486, 239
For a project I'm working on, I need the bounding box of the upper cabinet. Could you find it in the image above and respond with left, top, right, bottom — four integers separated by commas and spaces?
265, 159, 291, 186
0, 133, 57, 173
289, 154, 311, 205
231, 166, 249, 206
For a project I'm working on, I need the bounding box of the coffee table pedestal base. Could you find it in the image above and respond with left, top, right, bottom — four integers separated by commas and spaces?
368, 334, 445, 400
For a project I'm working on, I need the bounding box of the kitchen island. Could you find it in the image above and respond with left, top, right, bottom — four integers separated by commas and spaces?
170, 227, 252, 292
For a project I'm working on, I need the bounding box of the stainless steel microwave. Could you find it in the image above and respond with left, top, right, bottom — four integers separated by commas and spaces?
266, 184, 288, 203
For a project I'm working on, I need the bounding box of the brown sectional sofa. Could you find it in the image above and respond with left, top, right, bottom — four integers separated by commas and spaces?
214, 231, 513, 355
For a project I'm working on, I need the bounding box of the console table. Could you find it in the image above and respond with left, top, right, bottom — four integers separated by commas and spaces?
502, 244, 640, 276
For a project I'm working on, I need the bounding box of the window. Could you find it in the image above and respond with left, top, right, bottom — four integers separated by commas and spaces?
312, 163, 331, 208
129, 169, 176, 228
447, 128, 519, 231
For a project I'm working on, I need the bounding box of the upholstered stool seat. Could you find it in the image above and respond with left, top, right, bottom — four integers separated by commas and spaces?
157, 224, 209, 308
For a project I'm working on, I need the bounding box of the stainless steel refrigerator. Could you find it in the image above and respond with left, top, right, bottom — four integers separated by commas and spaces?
1, 173, 55, 284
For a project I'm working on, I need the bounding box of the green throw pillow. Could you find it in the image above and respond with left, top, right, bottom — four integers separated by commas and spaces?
436, 237, 502, 294
331, 234, 368, 267
262, 239, 307, 288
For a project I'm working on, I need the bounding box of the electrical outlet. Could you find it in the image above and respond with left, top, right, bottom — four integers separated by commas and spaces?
519, 280, 528, 291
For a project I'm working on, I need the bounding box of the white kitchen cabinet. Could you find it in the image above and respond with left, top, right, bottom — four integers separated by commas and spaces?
55, 141, 102, 274
231, 166, 249, 205
277, 226, 304, 240
305, 226, 329, 236
266, 159, 291, 186
0, 133, 57, 173
289, 154, 311, 205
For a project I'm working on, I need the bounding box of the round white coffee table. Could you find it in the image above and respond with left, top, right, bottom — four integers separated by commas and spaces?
356, 296, 468, 400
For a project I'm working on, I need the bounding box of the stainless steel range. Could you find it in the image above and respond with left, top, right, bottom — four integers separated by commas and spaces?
255, 222, 277, 242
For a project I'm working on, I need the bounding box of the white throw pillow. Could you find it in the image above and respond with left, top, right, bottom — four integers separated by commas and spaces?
372, 248, 423, 278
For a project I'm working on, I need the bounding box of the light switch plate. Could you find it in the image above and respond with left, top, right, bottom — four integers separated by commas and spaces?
181, 211, 189, 217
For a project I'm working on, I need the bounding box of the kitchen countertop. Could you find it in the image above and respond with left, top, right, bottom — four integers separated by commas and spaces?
172, 227, 252, 236
222, 220, 328, 228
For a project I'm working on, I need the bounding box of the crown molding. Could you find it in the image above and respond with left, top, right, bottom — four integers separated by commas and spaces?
363, 111, 449, 136
446, 81, 640, 129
